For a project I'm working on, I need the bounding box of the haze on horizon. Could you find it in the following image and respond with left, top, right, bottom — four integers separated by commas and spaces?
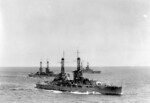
0, 0, 150, 67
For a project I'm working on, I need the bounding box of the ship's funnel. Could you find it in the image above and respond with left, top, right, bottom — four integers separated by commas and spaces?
87, 62, 89, 68
77, 57, 81, 70
81, 62, 83, 70
39, 61, 43, 74
46, 61, 50, 73
47, 61, 49, 68
77, 50, 81, 70
61, 58, 65, 74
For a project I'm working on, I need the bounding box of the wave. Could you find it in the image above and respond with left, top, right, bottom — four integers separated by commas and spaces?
52, 90, 63, 93
0, 75, 27, 78
70, 91, 101, 95
9, 87, 35, 91
44, 90, 63, 94
0, 83, 36, 91
0, 87, 34, 91
39, 89, 101, 95
9, 85, 36, 91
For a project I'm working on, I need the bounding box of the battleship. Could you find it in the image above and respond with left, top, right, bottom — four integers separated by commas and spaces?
36, 52, 122, 95
28, 61, 58, 77
82, 62, 101, 74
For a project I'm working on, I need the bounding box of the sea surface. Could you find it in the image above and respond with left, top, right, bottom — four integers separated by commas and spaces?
0, 67, 150, 103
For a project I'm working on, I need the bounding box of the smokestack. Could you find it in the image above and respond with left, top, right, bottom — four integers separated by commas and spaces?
77, 50, 81, 70
47, 61, 49, 69
61, 58, 65, 74
77, 57, 81, 70
61, 51, 65, 74
81, 62, 83, 69
45, 60, 50, 73
39, 61, 43, 74
87, 62, 89, 67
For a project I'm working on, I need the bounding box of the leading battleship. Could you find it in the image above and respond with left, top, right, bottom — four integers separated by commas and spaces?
36, 52, 122, 95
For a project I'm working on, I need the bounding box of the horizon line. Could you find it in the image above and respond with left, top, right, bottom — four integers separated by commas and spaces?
1, 66, 150, 68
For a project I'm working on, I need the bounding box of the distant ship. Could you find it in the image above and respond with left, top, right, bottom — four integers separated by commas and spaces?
36, 52, 122, 95
82, 62, 101, 74
28, 61, 58, 77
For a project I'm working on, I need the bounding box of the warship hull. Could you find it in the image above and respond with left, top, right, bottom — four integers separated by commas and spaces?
28, 74, 58, 78
82, 70, 101, 74
36, 83, 122, 95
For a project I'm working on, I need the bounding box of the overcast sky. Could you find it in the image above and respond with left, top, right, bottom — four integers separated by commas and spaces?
0, 0, 150, 67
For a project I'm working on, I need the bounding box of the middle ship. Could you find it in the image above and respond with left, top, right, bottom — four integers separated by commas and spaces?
36, 53, 122, 95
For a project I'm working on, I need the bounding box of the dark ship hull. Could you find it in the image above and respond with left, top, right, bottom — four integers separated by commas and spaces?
36, 83, 122, 95
82, 70, 101, 74
28, 73, 58, 77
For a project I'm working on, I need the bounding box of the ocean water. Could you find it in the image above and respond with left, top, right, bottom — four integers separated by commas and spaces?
0, 67, 150, 103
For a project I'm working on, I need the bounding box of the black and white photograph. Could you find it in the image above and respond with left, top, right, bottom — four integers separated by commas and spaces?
0, 0, 150, 103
